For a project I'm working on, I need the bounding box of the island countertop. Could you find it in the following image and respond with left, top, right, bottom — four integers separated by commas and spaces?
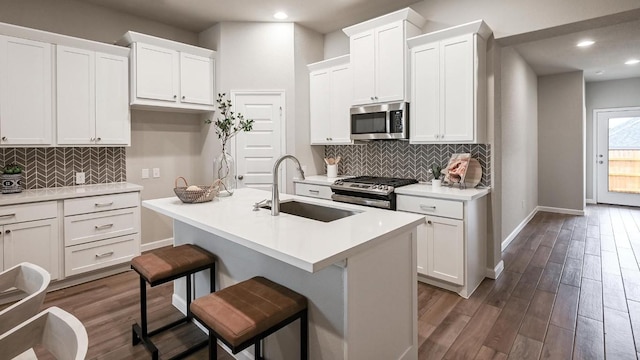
143, 187, 424, 273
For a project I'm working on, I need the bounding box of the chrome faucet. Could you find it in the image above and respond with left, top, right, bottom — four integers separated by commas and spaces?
271, 154, 305, 216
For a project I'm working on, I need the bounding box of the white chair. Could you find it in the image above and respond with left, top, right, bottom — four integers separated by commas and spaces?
0, 262, 51, 335
0, 306, 88, 359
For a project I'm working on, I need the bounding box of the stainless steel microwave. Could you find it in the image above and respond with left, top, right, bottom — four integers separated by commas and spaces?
350, 102, 409, 140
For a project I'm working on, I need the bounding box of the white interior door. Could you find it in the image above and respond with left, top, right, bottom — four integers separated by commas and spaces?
233, 91, 284, 191
596, 108, 640, 206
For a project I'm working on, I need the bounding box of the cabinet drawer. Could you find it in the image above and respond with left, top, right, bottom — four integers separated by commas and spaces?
65, 234, 140, 276
0, 201, 57, 225
294, 183, 333, 200
65, 207, 140, 246
64, 192, 139, 216
397, 195, 463, 220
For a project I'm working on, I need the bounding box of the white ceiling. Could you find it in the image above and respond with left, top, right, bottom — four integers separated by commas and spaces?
504, 15, 640, 82
78, 0, 640, 83
77, 0, 420, 34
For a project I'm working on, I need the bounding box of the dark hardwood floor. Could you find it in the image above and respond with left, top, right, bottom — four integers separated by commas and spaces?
26, 204, 640, 359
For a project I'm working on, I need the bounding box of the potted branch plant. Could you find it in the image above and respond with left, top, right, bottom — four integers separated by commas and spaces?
205, 93, 254, 196
1, 163, 23, 194
429, 163, 443, 188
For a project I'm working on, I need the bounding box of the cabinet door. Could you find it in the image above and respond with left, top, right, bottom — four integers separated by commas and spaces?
425, 215, 464, 285
350, 30, 375, 105
375, 21, 405, 103
329, 64, 353, 144
180, 52, 214, 105
309, 69, 331, 144
410, 42, 440, 143
56, 46, 95, 145
4, 218, 59, 280
441, 34, 474, 142
0, 36, 52, 145
134, 42, 179, 102
96, 52, 130, 145
416, 222, 428, 276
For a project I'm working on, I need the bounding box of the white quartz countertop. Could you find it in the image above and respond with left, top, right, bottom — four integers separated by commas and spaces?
293, 175, 353, 186
142, 188, 424, 273
395, 183, 490, 201
0, 182, 143, 206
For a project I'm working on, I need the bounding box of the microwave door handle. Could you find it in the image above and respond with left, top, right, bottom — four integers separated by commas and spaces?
386, 110, 391, 133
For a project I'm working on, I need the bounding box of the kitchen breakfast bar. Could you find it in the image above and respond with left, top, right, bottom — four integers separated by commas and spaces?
143, 188, 424, 360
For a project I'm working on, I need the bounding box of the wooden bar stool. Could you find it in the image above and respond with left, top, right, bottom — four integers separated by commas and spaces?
191, 276, 308, 360
131, 244, 217, 360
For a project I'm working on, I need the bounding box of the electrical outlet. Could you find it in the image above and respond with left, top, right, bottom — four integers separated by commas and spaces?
152, 168, 160, 178
141, 169, 149, 179
75, 172, 86, 184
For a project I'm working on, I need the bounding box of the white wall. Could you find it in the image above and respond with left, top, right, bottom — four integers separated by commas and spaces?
324, 29, 350, 58
500, 47, 538, 240
585, 77, 640, 201
538, 71, 585, 212
0, 0, 203, 245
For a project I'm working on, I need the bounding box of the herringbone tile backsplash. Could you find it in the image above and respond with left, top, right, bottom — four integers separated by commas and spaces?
326, 142, 491, 187
0, 148, 126, 189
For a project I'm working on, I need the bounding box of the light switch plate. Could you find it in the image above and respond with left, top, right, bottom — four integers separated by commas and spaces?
141, 169, 149, 179
152, 168, 160, 178
75, 172, 85, 184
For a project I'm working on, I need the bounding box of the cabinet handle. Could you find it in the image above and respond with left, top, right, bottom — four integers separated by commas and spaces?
0, 213, 16, 219
374, 96, 378, 100
95, 251, 114, 259
427, 220, 432, 225
1, 137, 6, 141
182, 96, 185, 100
5, 229, 10, 234
309, 190, 320, 194
90, 137, 95, 141
94, 202, 114, 207
173, 95, 177, 99
370, 96, 374, 100
237, 175, 244, 180
419, 205, 437, 211
95, 223, 114, 230
96, 137, 101, 142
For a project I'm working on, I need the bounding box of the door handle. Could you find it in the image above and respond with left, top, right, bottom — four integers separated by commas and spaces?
238, 175, 244, 180
598, 154, 604, 158
95, 223, 114, 230
599, 161, 604, 164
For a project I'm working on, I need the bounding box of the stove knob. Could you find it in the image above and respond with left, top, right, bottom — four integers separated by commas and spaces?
382, 185, 388, 191
335, 180, 343, 185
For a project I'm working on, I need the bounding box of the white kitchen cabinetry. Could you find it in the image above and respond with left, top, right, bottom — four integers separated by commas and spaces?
118, 32, 215, 112
409, 20, 491, 144
0, 35, 52, 146
294, 182, 334, 200
308, 55, 352, 145
0, 201, 59, 280
343, 8, 424, 106
63, 192, 140, 276
397, 193, 487, 298
56, 46, 130, 145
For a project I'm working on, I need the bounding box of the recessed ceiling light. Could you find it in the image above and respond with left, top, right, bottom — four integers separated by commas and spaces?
576, 40, 595, 47
273, 11, 288, 20
595, 70, 604, 75
625, 59, 640, 65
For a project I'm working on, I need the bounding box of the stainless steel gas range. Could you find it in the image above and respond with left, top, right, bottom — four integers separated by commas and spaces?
330, 176, 418, 210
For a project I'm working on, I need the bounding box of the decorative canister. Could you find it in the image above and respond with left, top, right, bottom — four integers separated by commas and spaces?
1, 173, 22, 194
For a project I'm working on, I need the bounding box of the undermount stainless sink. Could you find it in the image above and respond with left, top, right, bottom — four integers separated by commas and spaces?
261, 200, 361, 222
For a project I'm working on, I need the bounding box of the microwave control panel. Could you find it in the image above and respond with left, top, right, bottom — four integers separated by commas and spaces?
390, 110, 404, 133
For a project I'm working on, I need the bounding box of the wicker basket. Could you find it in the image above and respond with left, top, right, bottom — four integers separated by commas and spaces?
173, 177, 220, 203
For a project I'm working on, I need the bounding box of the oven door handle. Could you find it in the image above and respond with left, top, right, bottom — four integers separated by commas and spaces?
331, 194, 391, 210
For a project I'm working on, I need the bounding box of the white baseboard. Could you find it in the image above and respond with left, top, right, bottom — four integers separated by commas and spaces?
501, 208, 538, 251
140, 238, 173, 252
486, 260, 504, 279
586, 199, 596, 204
537, 206, 585, 216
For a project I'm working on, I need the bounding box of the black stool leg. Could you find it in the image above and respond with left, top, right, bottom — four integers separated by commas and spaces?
209, 331, 217, 360
186, 274, 193, 320
210, 264, 216, 293
255, 339, 262, 360
301, 310, 308, 360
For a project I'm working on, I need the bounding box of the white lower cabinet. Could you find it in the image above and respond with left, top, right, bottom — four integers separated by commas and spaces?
0, 201, 60, 280
63, 193, 140, 277
398, 193, 487, 298
294, 182, 333, 200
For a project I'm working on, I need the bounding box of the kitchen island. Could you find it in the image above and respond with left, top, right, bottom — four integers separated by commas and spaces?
143, 188, 424, 360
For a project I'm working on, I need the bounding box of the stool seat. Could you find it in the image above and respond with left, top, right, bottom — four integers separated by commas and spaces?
191, 276, 308, 351
131, 244, 216, 284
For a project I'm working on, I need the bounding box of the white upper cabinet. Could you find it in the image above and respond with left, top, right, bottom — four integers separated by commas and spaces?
409, 20, 491, 144
57, 46, 129, 145
343, 8, 424, 106
118, 31, 216, 113
0, 35, 52, 146
308, 55, 352, 145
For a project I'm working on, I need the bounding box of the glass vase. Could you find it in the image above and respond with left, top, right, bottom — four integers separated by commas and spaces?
214, 150, 235, 197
